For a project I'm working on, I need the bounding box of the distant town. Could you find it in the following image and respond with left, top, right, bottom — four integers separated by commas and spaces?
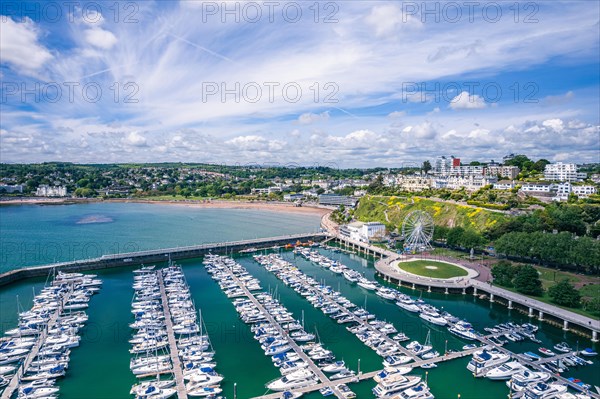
1, 154, 598, 208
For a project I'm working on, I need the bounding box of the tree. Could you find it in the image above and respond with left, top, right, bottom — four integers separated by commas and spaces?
513, 265, 543, 296
422, 161, 432, 174
367, 175, 385, 194
504, 155, 531, 170
446, 227, 465, 248
548, 279, 581, 307
532, 159, 550, 173
491, 261, 517, 287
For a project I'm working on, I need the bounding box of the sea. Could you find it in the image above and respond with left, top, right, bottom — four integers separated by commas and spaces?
0, 203, 598, 399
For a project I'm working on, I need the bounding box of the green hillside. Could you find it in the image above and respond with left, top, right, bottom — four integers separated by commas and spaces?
354, 195, 508, 233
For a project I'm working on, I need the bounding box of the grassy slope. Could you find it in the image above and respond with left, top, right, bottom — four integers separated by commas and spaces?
354, 195, 508, 232
398, 260, 469, 278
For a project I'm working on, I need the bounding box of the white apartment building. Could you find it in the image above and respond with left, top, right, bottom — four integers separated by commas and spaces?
395, 175, 432, 192
434, 156, 453, 175
443, 175, 497, 191
485, 166, 520, 179
572, 184, 597, 198
340, 221, 386, 242
493, 180, 516, 190
449, 165, 484, 177
36, 185, 68, 197
520, 183, 553, 193
552, 182, 597, 201
544, 163, 583, 182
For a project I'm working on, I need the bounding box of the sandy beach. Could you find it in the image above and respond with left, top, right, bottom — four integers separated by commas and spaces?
0, 197, 332, 216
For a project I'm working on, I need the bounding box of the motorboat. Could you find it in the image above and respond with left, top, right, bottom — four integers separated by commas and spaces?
553, 343, 572, 353
396, 298, 421, 313
372, 374, 421, 397
580, 348, 598, 357
187, 386, 222, 397
373, 367, 413, 383
467, 349, 510, 373
539, 347, 556, 356
448, 321, 478, 341
394, 383, 435, 399
322, 361, 346, 373
383, 355, 413, 367
266, 369, 318, 391
418, 310, 447, 326
506, 369, 551, 391
484, 361, 526, 380
522, 382, 567, 399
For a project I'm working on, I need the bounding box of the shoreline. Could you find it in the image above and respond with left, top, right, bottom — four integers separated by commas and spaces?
0, 197, 332, 216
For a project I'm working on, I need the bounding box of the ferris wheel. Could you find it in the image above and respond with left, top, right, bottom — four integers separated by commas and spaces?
402, 210, 434, 252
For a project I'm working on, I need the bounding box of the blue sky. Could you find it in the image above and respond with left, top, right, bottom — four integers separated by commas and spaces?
1, 0, 599, 166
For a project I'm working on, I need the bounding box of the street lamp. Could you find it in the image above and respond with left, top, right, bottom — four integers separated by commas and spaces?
234, 382, 237, 399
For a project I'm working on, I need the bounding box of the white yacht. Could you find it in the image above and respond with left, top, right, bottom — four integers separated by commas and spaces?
467, 349, 510, 373
484, 361, 526, 380
372, 374, 421, 397
187, 386, 223, 397
395, 382, 435, 399
449, 321, 478, 341
266, 369, 318, 391
396, 298, 421, 313
506, 369, 551, 392
419, 309, 447, 326
523, 382, 568, 399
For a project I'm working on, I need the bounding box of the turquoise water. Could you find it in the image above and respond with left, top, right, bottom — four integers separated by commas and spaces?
0, 203, 321, 271
0, 204, 598, 398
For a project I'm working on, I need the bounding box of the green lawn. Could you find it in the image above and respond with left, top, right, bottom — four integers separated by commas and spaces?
398, 260, 468, 279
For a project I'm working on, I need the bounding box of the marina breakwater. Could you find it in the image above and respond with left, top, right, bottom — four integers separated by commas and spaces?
0, 233, 327, 287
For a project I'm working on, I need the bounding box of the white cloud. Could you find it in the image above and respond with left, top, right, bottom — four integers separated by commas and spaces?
123, 131, 147, 147
0, 17, 52, 73
365, 4, 420, 37
542, 118, 564, 132
226, 135, 284, 152
84, 28, 118, 49
388, 111, 406, 119
297, 111, 330, 125
449, 91, 487, 110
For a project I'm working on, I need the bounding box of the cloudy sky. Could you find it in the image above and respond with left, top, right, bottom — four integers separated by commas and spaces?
1, 1, 599, 167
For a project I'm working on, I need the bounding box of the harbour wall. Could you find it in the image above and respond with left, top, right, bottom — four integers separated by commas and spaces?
0, 233, 327, 287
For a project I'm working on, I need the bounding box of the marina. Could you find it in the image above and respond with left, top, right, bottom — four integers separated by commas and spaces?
0, 205, 598, 398
1, 271, 101, 399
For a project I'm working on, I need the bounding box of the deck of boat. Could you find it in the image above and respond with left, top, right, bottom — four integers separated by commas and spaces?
157, 271, 188, 399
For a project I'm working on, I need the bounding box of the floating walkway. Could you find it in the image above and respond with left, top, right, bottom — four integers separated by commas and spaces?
0, 286, 72, 399
157, 272, 188, 399
218, 262, 348, 399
